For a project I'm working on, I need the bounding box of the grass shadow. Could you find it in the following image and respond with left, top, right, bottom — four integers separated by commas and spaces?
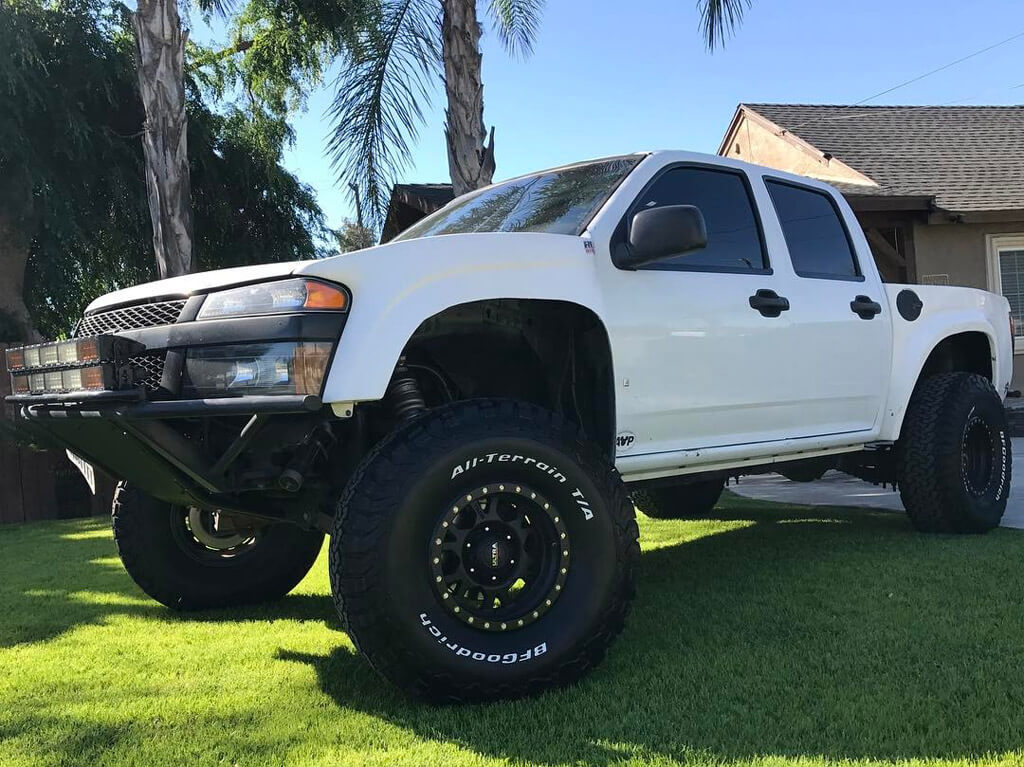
281, 495, 1024, 765
0, 517, 338, 647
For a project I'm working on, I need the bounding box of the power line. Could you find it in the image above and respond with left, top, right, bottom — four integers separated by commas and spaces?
784, 30, 1024, 131
854, 29, 1024, 106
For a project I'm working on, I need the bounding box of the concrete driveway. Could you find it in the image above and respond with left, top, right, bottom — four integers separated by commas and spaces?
730, 438, 1024, 530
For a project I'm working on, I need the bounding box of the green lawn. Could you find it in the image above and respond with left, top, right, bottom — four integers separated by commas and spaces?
3, 493, 1024, 767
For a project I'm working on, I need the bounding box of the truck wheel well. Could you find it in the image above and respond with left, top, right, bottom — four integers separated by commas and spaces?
399, 299, 616, 458
918, 331, 993, 383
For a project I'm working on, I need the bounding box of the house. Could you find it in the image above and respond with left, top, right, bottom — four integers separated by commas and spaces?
719, 104, 1024, 385
380, 183, 455, 243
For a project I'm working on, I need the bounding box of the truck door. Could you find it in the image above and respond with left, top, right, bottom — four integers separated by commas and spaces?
599, 163, 824, 455
759, 177, 891, 438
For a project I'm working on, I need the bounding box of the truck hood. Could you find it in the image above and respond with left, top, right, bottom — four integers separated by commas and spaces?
85, 261, 311, 313
86, 232, 592, 313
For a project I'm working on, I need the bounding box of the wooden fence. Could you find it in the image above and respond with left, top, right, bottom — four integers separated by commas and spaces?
0, 343, 114, 524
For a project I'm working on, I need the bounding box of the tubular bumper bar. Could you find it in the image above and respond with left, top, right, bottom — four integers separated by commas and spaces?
11, 395, 327, 520
17, 394, 323, 419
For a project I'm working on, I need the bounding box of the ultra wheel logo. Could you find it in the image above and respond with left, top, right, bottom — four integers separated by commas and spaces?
419, 613, 547, 664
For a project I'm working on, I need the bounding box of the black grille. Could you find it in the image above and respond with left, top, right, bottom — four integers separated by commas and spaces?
76, 299, 187, 337
128, 353, 167, 392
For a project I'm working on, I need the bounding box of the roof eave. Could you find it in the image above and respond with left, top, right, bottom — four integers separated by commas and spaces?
844, 194, 936, 213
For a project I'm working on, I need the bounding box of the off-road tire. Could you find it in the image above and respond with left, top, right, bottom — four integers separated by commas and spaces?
112, 483, 324, 610
330, 399, 640, 703
897, 373, 1011, 534
631, 478, 725, 519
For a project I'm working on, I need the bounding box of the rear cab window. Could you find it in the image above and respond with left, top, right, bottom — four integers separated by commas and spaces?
764, 179, 863, 281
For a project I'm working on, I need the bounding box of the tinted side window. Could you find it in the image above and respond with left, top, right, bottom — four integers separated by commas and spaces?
633, 167, 766, 271
766, 181, 860, 279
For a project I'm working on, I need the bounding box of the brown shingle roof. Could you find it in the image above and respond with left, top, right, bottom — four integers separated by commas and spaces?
743, 104, 1024, 213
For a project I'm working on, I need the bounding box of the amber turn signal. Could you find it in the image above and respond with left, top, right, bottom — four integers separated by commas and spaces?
304, 281, 348, 311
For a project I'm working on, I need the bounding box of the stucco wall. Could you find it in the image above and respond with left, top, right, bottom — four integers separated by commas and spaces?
723, 112, 876, 187
914, 221, 1024, 389
913, 221, 1023, 288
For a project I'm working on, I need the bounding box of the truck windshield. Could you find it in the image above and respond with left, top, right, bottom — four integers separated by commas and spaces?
393, 156, 642, 241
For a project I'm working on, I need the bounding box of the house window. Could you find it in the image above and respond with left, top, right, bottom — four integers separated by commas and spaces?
987, 234, 1024, 354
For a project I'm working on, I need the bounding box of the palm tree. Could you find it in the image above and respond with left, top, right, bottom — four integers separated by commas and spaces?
330, 0, 752, 228
134, 0, 195, 279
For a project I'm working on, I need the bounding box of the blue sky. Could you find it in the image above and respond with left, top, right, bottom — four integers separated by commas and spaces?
193, 0, 1024, 228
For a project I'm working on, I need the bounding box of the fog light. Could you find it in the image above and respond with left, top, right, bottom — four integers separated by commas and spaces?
6, 348, 25, 371
81, 366, 106, 390
183, 342, 333, 398
24, 347, 41, 368
12, 374, 29, 394
61, 368, 83, 391
57, 341, 79, 364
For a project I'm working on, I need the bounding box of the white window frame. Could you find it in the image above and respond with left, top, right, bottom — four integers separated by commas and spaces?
986, 233, 1024, 354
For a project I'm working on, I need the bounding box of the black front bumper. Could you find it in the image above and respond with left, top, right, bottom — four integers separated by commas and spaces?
15, 394, 325, 516
5, 309, 347, 517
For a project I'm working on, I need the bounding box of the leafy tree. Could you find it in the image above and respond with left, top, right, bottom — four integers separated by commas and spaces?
0, 0, 142, 340
1, 0, 330, 340
335, 220, 377, 252
328, 0, 753, 227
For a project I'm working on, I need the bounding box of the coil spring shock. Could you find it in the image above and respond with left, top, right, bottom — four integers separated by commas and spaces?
387, 362, 426, 421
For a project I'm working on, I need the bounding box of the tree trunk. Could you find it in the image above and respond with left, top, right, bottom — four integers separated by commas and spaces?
133, 0, 193, 279
441, 0, 495, 197
0, 167, 41, 343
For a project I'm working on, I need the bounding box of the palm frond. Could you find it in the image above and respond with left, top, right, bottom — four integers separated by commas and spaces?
194, 0, 238, 20
327, 0, 440, 229
697, 0, 750, 51
488, 0, 544, 58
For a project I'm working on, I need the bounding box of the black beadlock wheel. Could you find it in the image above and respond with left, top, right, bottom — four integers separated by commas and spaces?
330, 399, 640, 703
897, 373, 1012, 534
112, 483, 324, 610
631, 478, 725, 520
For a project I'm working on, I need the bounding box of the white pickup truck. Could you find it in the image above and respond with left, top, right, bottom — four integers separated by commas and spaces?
5, 151, 1014, 702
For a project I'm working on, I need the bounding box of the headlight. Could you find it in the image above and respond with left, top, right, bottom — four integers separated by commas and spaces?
183, 342, 332, 398
197, 278, 348, 320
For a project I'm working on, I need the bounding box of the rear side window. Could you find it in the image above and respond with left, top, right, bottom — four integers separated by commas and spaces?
632, 166, 767, 272
765, 180, 860, 279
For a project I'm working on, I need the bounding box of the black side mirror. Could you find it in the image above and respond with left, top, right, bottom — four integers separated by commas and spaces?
615, 205, 708, 269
